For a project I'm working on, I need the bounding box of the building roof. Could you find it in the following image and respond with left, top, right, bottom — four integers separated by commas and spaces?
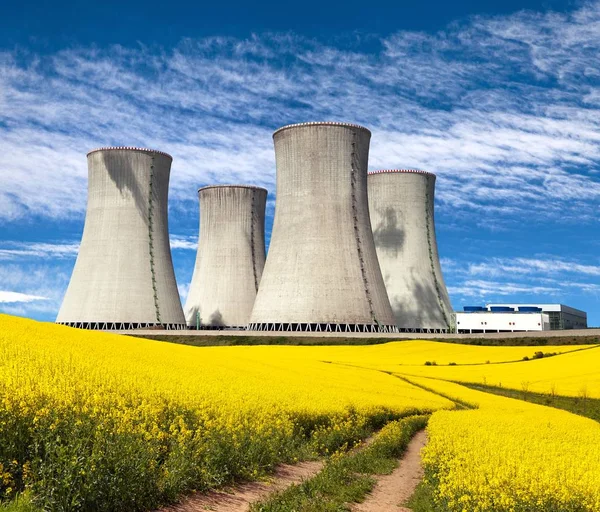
486, 303, 587, 317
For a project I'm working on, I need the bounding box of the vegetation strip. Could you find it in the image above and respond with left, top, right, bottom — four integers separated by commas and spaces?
129, 334, 402, 346
0, 493, 38, 512
132, 333, 600, 347
463, 383, 600, 423
393, 375, 476, 411
406, 479, 439, 512
417, 343, 600, 367
251, 415, 429, 511
430, 334, 600, 346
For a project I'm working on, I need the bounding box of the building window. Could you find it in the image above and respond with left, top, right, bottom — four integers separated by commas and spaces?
548, 312, 561, 330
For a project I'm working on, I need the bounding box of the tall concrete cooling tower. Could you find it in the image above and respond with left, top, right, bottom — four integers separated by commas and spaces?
368, 170, 452, 333
248, 122, 397, 333
184, 185, 267, 329
56, 147, 186, 330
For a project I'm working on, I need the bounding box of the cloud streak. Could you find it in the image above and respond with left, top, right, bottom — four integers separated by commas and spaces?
1, 3, 600, 224
467, 258, 600, 278
1, 2, 600, 323
169, 235, 198, 251
0, 241, 80, 260
0, 263, 71, 317
444, 254, 600, 305
448, 280, 561, 297
0, 291, 47, 303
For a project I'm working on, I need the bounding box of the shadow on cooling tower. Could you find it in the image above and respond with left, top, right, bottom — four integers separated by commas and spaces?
208, 310, 225, 327
392, 270, 448, 330
186, 307, 232, 330
372, 207, 405, 258
186, 305, 200, 327
103, 151, 149, 221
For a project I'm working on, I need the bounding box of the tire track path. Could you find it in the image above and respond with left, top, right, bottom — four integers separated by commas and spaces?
352, 430, 427, 512
156, 460, 323, 512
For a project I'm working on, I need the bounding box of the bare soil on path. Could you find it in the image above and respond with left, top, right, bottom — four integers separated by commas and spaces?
156, 460, 323, 512
352, 430, 427, 512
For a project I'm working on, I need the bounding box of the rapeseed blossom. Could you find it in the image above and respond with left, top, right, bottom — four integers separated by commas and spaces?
0, 314, 449, 510
392, 345, 600, 398
1, 313, 597, 511
309, 340, 589, 367
411, 376, 600, 512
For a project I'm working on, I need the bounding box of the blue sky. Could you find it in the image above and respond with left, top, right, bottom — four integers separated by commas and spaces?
1, 0, 599, 325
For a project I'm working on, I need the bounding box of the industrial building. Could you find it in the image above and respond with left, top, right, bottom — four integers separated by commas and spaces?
184, 185, 267, 329
486, 303, 587, 330
56, 147, 186, 329
248, 122, 397, 333
368, 170, 452, 333
456, 306, 550, 333
456, 303, 587, 333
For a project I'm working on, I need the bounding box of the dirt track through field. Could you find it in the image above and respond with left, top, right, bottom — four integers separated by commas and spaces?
352, 430, 427, 512
156, 460, 323, 512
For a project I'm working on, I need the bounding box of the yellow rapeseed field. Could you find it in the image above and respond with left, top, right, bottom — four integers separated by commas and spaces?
389, 345, 600, 398
407, 376, 600, 512
307, 340, 592, 367
1, 313, 598, 512
0, 314, 450, 511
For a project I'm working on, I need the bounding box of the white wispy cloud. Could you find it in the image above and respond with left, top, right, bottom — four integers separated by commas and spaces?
0, 263, 71, 319
444, 254, 600, 304
169, 235, 198, 251
1, 2, 599, 225
0, 291, 47, 303
448, 280, 561, 297
0, 241, 80, 260
466, 257, 600, 278
177, 282, 190, 304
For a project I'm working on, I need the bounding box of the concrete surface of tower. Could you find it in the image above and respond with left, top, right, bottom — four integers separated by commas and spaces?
249, 122, 397, 333
184, 185, 267, 328
368, 170, 453, 332
56, 147, 186, 329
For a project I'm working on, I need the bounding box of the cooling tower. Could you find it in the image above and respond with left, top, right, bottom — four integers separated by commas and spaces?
56, 147, 186, 330
184, 185, 267, 328
248, 122, 397, 333
368, 170, 453, 333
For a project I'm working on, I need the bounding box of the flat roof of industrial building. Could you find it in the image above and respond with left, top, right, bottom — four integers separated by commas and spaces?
485, 303, 587, 317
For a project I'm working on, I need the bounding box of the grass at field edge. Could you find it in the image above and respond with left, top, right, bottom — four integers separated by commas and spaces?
464, 383, 600, 423
251, 415, 429, 511
0, 493, 39, 512
407, 480, 441, 512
